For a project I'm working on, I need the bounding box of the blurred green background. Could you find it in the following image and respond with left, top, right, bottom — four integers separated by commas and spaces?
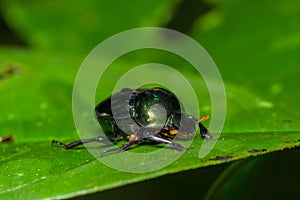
1, 0, 300, 199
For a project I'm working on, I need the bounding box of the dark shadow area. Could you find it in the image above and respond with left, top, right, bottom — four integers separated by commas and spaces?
250, 148, 300, 199
73, 148, 300, 200
0, 9, 27, 46
164, 0, 214, 33
73, 163, 228, 200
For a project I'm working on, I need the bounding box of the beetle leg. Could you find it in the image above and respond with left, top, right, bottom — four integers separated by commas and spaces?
52, 136, 108, 149
146, 135, 185, 151
100, 137, 144, 156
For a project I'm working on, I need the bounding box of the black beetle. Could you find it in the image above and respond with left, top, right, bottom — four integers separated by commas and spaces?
52, 88, 212, 155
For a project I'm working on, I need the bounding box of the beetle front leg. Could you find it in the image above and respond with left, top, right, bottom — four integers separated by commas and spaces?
199, 123, 212, 140
146, 135, 185, 151
52, 136, 108, 149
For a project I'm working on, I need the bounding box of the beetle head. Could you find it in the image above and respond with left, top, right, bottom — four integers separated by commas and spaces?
166, 112, 196, 140
167, 112, 211, 140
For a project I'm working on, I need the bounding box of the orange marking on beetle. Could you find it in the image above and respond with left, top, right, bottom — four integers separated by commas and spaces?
169, 130, 178, 135
199, 115, 209, 123
128, 135, 140, 142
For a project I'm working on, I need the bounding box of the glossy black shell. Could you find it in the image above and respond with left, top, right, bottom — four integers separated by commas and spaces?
129, 88, 182, 127
95, 88, 192, 141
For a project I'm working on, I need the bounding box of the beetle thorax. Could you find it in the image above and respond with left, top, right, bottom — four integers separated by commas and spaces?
129, 90, 181, 129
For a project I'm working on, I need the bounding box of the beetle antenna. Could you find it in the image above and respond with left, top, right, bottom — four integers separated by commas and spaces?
199, 115, 209, 123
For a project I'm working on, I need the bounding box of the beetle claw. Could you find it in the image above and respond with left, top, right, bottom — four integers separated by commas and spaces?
172, 143, 186, 151
201, 132, 213, 140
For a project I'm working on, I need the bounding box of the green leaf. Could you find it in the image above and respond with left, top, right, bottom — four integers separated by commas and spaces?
1, 131, 300, 199
0, 48, 77, 142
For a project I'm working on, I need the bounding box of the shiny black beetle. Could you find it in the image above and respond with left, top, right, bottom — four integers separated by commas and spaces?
52, 88, 212, 155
